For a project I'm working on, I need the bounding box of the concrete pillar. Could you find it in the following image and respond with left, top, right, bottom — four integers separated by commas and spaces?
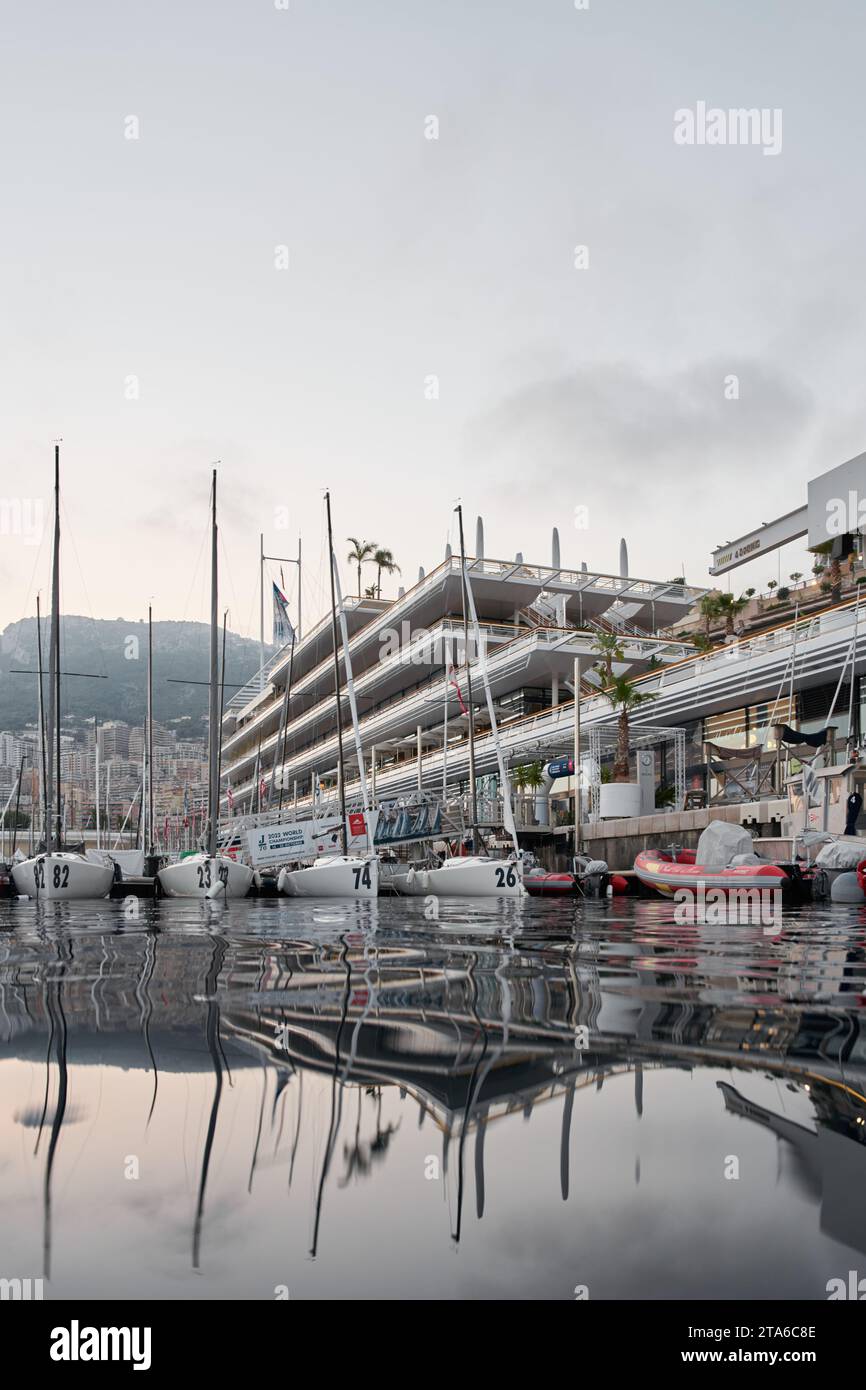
475, 516, 484, 560
552, 527, 561, 569
417, 725, 423, 791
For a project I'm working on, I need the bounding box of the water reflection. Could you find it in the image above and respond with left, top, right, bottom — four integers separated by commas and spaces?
0, 895, 864, 1298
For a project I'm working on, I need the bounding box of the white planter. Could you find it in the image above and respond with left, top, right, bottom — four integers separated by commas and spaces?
599, 783, 642, 820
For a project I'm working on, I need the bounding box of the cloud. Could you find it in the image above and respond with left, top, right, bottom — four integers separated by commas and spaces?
466, 358, 813, 509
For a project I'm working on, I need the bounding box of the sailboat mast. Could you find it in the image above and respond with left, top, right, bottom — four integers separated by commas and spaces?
207, 470, 219, 858
455, 505, 478, 844
325, 491, 348, 856
332, 549, 373, 852
94, 714, 100, 851
36, 594, 48, 845
47, 445, 61, 853
259, 531, 265, 687
147, 605, 154, 856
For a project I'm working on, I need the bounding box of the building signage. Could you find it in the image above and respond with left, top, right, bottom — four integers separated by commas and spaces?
710, 507, 807, 576
806, 451, 866, 548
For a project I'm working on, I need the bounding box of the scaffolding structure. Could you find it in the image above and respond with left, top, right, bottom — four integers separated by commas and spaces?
587, 722, 686, 821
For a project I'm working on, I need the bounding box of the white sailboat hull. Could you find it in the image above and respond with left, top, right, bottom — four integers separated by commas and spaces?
420, 856, 524, 897
278, 855, 379, 899
12, 852, 115, 901
157, 854, 254, 899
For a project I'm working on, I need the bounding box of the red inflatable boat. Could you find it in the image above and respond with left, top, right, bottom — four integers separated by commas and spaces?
634, 848, 789, 898
523, 870, 576, 896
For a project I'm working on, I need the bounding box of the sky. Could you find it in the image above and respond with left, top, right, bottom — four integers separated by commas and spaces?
2, 0, 865, 638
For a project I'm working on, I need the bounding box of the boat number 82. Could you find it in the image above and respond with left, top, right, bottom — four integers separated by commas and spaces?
35, 863, 70, 889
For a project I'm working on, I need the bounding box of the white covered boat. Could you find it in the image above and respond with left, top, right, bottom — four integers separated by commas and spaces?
278, 854, 378, 898
158, 852, 253, 900
12, 851, 115, 901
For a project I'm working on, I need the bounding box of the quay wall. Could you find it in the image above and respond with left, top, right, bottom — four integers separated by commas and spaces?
536, 799, 789, 873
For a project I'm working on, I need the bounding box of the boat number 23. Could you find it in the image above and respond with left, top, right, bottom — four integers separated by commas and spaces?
495, 866, 518, 888
196, 862, 230, 889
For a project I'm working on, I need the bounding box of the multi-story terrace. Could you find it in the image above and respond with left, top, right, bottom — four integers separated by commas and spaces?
220, 543, 703, 817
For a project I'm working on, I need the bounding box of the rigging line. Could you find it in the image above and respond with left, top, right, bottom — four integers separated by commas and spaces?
9, 521, 49, 638
59, 498, 108, 677
217, 529, 245, 645
179, 509, 210, 627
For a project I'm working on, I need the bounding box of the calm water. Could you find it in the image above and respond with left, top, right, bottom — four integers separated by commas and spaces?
0, 893, 865, 1301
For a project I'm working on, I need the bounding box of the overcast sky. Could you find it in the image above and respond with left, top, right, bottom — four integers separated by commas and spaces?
2, 0, 865, 638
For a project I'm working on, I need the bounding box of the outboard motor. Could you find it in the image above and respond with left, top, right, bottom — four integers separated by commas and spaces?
575, 855, 609, 897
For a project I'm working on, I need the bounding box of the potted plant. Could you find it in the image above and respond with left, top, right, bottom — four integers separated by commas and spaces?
598, 674, 654, 818
812, 539, 849, 603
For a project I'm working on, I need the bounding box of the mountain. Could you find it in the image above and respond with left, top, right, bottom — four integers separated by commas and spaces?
0, 616, 271, 737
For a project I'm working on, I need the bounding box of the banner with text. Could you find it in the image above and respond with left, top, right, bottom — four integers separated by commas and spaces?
246, 810, 379, 867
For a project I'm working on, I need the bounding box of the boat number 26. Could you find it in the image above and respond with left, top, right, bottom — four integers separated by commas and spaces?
35, 862, 70, 889
495, 865, 518, 888
352, 864, 373, 890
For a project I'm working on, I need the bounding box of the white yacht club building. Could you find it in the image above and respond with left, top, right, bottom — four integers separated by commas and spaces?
221, 461, 866, 862
220, 539, 702, 824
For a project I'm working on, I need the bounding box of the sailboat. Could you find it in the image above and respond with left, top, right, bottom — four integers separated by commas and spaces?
157, 471, 254, 900
404, 505, 523, 899
11, 447, 115, 901
278, 491, 378, 899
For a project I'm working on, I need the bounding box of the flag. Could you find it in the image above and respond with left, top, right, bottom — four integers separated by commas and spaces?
448, 666, 468, 715
259, 775, 267, 804
272, 582, 294, 645
227, 785, 234, 812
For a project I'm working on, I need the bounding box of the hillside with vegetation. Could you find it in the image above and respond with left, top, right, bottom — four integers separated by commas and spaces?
0, 616, 271, 737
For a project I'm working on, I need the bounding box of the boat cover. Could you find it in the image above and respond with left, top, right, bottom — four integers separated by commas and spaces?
695, 821, 754, 867
815, 837, 866, 871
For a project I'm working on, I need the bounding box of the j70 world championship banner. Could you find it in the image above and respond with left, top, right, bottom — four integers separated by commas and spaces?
246, 810, 379, 867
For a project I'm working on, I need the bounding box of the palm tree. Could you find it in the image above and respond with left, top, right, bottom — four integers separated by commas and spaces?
714, 592, 748, 636
591, 631, 624, 685
373, 547, 401, 598
698, 592, 721, 639
602, 674, 654, 782
812, 542, 846, 602
346, 537, 377, 597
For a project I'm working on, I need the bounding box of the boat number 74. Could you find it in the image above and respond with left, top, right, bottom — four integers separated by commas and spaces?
352, 864, 372, 890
